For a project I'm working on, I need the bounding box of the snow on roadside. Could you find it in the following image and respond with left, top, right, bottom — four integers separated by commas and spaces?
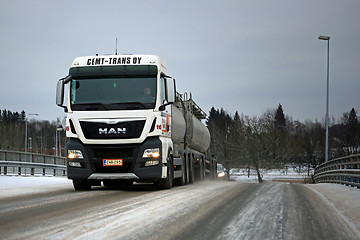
306, 183, 360, 236
0, 175, 70, 189
0, 175, 72, 199
230, 168, 312, 183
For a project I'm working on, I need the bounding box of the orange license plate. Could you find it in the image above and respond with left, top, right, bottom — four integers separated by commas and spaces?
103, 159, 123, 166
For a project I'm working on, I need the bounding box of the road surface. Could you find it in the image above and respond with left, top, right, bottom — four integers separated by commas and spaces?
0, 181, 359, 239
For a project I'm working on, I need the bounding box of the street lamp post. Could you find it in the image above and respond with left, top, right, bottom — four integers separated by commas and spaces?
56, 128, 63, 157
318, 35, 330, 162
25, 113, 39, 161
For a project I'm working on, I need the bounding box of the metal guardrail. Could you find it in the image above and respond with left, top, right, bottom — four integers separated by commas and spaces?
0, 161, 66, 176
0, 149, 66, 165
0, 149, 67, 176
314, 154, 360, 188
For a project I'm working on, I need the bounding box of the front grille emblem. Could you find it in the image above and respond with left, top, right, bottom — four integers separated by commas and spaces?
99, 127, 126, 135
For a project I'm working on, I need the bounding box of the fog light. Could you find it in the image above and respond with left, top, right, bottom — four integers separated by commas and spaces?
69, 161, 81, 167
145, 160, 159, 167
218, 172, 225, 177
68, 150, 83, 159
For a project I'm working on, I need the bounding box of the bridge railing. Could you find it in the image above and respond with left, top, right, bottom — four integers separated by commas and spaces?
314, 154, 360, 188
0, 149, 67, 176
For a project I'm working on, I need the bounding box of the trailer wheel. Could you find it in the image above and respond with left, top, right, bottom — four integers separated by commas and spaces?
185, 155, 190, 184
195, 158, 205, 181
189, 155, 194, 184
156, 154, 173, 190
73, 179, 91, 191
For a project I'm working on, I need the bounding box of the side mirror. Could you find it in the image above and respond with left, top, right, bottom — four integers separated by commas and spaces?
165, 77, 176, 104
56, 75, 72, 111
56, 79, 64, 107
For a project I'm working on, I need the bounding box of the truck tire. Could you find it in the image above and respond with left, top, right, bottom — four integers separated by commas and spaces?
156, 154, 173, 190
174, 156, 186, 186
185, 156, 189, 184
189, 156, 194, 184
195, 159, 205, 181
73, 179, 91, 191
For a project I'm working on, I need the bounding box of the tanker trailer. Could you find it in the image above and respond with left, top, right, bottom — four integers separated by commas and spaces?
171, 93, 211, 185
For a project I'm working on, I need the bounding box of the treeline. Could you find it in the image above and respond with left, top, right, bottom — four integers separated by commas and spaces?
0, 109, 66, 156
207, 105, 360, 182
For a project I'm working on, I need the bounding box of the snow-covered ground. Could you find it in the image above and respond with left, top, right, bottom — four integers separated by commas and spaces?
0, 175, 70, 189
0, 175, 72, 198
230, 167, 313, 183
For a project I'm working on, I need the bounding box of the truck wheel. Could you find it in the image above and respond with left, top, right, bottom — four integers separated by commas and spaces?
156, 155, 173, 190
189, 158, 194, 184
185, 157, 190, 184
73, 179, 91, 191
195, 159, 205, 181
200, 160, 205, 181
174, 156, 186, 186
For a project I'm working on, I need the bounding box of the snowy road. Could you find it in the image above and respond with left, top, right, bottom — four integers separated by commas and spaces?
0, 179, 359, 240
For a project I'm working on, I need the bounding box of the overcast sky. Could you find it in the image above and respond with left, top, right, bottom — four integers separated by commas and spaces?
1, 0, 359, 123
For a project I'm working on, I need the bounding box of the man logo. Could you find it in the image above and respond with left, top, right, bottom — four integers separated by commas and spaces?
99, 128, 126, 135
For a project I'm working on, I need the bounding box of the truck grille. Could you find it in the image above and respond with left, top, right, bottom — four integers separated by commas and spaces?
94, 148, 133, 158
80, 120, 145, 139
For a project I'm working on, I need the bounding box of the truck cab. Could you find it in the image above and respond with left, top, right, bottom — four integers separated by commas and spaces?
57, 55, 177, 190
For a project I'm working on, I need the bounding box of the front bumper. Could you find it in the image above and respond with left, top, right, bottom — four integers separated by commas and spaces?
66, 137, 163, 181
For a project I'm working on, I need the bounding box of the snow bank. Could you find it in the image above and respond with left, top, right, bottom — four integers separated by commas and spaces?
0, 175, 72, 199
0, 175, 70, 189
306, 183, 360, 235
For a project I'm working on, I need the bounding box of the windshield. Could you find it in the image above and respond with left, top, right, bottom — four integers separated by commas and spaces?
70, 77, 157, 111
217, 164, 224, 171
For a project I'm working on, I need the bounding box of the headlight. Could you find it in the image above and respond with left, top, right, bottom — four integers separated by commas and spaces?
218, 172, 225, 177
68, 150, 84, 159
142, 148, 160, 158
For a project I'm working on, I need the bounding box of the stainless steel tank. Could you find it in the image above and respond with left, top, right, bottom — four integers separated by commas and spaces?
171, 105, 210, 153
187, 114, 210, 153
171, 105, 186, 144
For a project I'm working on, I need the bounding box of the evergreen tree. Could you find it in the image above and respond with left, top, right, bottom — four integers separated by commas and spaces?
275, 104, 286, 132
207, 107, 234, 168
341, 108, 360, 154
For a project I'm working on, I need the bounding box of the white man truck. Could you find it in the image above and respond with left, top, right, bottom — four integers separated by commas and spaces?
56, 54, 216, 190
